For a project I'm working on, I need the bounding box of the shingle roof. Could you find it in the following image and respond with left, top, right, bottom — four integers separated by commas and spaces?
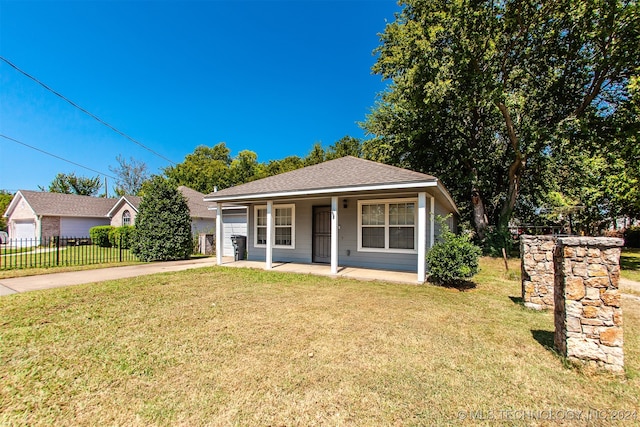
17, 190, 117, 217
178, 186, 216, 218
122, 195, 142, 211
205, 156, 438, 200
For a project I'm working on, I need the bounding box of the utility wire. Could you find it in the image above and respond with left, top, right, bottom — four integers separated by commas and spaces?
0, 134, 117, 180
0, 56, 176, 165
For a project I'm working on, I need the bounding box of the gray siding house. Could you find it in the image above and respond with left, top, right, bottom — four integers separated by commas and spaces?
203, 156, 458, 283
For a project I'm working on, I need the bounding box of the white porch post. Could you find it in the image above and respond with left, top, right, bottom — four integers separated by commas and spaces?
215, 202, 223, 265
429, 195, 435, 248
265, 200, 273, 270
417, 192, 427, 283
331, 196, 338, 275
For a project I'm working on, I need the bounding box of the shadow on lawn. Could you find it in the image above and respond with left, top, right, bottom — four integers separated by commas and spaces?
509, 296, 524, 305
531, 329, 555, 351
427, 279, 477, 291
621, 253, 640, 271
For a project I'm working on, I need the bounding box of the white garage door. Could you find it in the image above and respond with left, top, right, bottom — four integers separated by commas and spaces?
60, 218, 110, 237
223, 214, 248, 257
13, 220, 36, 240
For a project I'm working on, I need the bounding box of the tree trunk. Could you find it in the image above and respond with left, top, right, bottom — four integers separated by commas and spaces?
498, 153, 526, 232
495, 100, 526, 234
472, 187, 489, 240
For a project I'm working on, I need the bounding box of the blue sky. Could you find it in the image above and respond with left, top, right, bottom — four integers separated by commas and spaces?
0, 0, 400, 194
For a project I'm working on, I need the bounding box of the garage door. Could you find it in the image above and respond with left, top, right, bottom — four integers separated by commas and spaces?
13, 220, 36, 240
223, 214, 247, 257
60, 218, 110, 237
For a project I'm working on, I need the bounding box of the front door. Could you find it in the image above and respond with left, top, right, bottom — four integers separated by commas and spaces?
312, 206, 331, 264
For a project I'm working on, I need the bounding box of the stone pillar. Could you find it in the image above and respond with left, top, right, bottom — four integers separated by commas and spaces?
520, 235, 556, 310
553, 237, 625, 374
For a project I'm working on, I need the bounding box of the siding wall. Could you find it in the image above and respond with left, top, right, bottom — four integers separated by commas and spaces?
191, 218, 216, 235
245, 192, 455, 273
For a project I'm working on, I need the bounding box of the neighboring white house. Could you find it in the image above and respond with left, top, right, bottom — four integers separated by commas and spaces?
204, 156, 459, 283
3, 191, 115, 240
4, 187, 246, 256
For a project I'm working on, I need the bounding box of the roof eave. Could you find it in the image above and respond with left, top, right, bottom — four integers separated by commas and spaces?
203, 181, 438, 203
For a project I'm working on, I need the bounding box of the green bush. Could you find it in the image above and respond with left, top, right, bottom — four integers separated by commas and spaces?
480, 227, 514, 257
427, 219, 482, 285
90, 225, 114, 248
132, 176, 193, 261
108, 225, 134, 249
625, 226, 640, 248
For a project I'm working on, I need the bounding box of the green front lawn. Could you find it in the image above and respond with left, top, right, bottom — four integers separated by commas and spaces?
621, 248, 640, 283
0, 244, 139, 272
1, 257, 638, 425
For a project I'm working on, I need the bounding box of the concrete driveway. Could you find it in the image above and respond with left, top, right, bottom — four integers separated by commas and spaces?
0, 257, 217, 296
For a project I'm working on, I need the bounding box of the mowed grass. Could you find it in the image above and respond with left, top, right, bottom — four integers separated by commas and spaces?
1, 258, 639, 425
621, 248, 640, 283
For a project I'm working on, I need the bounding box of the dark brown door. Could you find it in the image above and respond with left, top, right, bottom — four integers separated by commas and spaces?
312, 206, 331, 263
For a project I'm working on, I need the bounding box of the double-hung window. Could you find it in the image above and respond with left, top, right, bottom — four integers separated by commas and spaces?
122, 210, 131, 226
358, 199, 417, 253
254, 204, 295, 248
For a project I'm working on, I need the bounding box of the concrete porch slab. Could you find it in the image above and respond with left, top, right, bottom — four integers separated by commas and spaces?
218, 257, 421, 284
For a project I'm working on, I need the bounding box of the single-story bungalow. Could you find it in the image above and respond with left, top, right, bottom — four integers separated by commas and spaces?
4, 187, 245, 255
3, 190, 115, 241
203, 156, 458, 283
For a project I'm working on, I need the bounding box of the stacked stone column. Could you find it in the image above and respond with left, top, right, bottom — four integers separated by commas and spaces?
521, 236, 557, 310
553, 237, 624, 374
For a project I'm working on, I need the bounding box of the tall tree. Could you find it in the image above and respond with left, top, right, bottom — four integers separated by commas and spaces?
164, 143, 232, 193
109, 155, 149, 196
40, 172, 102, 196
304, 143, 326, 166
229, 150, 260, 186
326, 136, 362, 160
0, 190, 13, 231
132, 176, 193, 261
363, 0, 639, 238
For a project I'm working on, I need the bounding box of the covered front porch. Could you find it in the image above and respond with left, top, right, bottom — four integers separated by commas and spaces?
214, 194, 435, 284
217, 257, 420, 285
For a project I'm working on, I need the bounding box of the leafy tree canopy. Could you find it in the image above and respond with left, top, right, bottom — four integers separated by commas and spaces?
132, 175, 193, 261
40, 172, 103, 196
362, 0, 639, 238
0, 190, 13, 231
164, 137, 364, 192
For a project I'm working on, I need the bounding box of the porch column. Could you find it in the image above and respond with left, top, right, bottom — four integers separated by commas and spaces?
429, 195, 435, 248
265, 200, 273, 270
215, 202, 223, 265
417, 192, 427, 283
331, 196, 338, 275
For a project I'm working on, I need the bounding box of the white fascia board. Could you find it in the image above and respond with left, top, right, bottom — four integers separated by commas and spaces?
3, 191, 34, 218
203, 181, 438, 203
106, 196, 140, 217
436, 181, 460, 215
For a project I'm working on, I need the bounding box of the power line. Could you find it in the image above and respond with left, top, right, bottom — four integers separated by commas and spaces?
0, 134, 117, 180
0, 56, 176, 165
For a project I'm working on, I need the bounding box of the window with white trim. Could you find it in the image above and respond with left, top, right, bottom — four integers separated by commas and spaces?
254, 204, 295, 248
122, 210, 131, 226
358, 199, 417, 253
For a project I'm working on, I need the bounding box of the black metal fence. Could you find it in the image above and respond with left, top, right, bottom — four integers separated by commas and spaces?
0, 236, 138, 270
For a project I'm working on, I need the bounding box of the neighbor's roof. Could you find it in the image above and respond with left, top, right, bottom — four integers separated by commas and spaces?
204, 156, 440, 201
178, 186, 216, 218
6, 190, 117, 218
106, 195, 142, 217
